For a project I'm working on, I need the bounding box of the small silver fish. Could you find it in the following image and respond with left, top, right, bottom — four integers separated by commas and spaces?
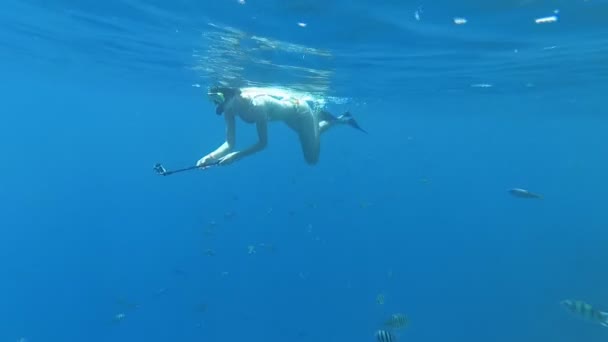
508, 188, 543, 199
561, 299, 608, 327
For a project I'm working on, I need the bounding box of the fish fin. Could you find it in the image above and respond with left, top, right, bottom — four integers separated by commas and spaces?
338, 111, 367, 133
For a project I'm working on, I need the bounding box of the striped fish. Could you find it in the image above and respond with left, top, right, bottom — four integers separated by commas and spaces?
375, 329, 395, 342
561, 299, 608, 327
384, 313, 408, 329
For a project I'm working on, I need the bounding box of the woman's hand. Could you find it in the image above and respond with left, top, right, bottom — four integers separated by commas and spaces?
196, 155, 216, 167
217, 151, 240, 166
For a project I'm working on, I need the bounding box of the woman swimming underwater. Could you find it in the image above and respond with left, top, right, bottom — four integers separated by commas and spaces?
197, 86, 366, 167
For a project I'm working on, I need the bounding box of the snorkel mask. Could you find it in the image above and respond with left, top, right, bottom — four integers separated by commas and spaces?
207, 86, 241, 115
207, 91, 226, 115
208, 91, 225, 105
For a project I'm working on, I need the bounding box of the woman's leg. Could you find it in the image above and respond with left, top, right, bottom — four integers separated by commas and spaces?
295, 108, 321, 165
293, 109, 365, 165
319, 110, 367, 134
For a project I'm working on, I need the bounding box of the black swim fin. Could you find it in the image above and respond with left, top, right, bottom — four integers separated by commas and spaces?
338, 112, 367, 133
319, 110, 338, 122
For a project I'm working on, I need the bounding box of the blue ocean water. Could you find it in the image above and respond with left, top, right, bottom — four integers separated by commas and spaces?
2, 0, 608, 341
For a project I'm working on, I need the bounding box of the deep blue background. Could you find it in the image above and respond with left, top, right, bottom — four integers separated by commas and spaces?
2, 1, 608, 341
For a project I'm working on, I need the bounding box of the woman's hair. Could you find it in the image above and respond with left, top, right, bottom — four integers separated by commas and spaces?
209, 86, 241, 100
